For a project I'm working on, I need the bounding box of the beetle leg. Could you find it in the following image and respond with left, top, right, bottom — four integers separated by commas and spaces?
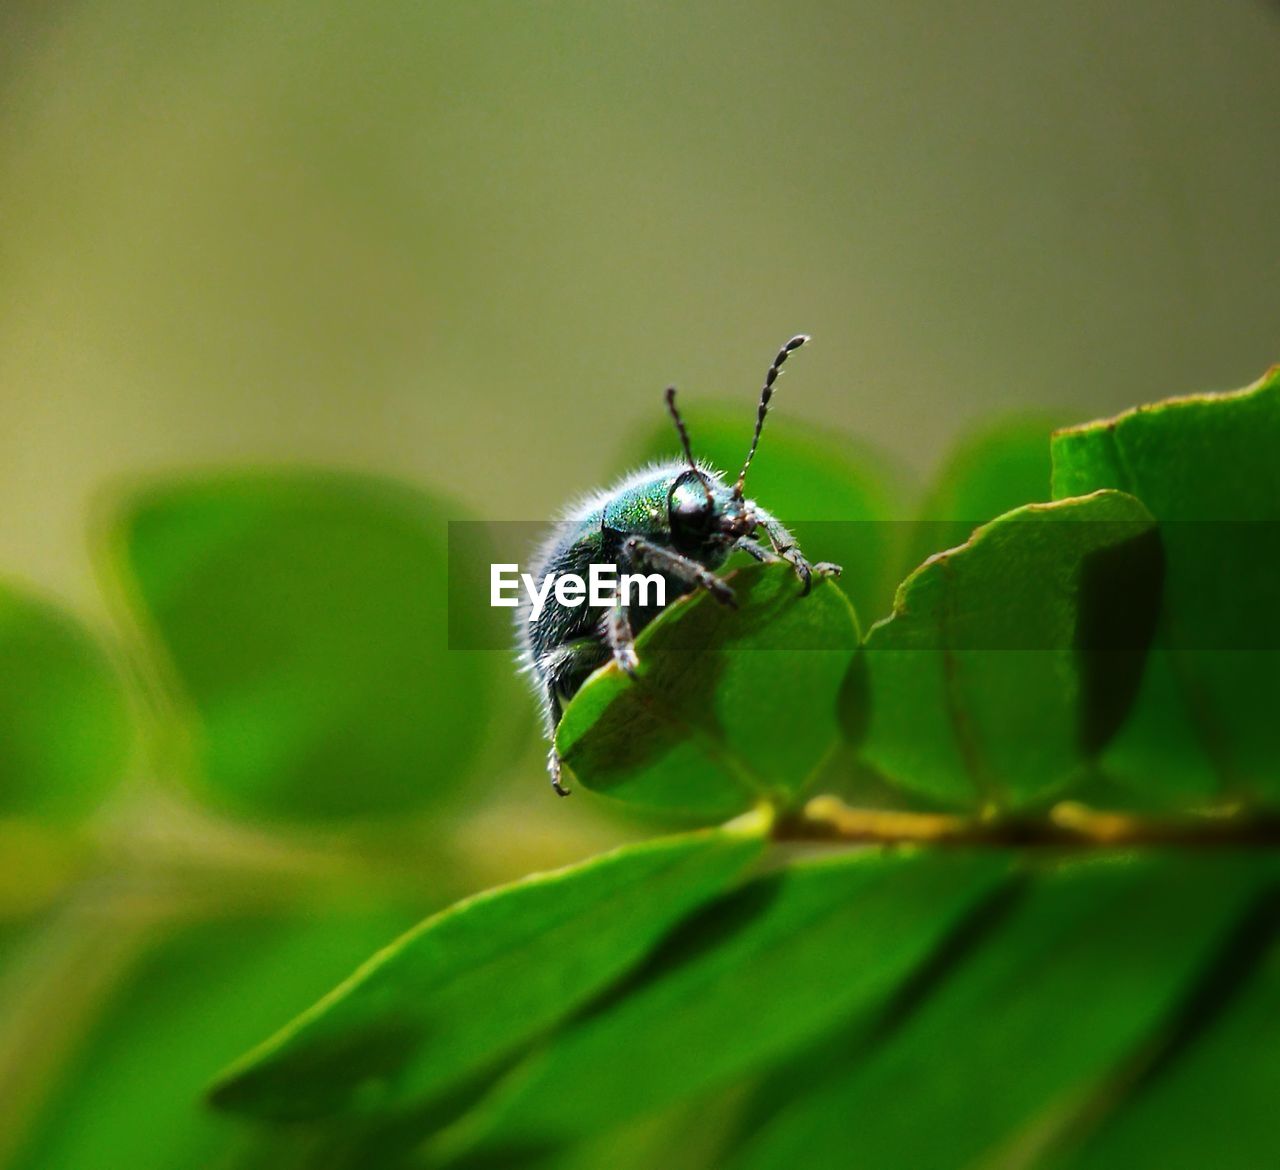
622, 536, 737, 608
541, 676, 570, 796
540, 638, 611, 708
547, 746, 570, 797
537, 637, 611, 796
735, 535, 780, 563
606, 604, 639, 676
753, 508, 842, 596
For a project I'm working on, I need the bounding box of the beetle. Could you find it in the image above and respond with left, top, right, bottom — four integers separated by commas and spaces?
518, 334, 841, 795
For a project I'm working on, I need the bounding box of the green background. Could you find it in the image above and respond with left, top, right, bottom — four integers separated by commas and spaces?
2, 1, 1278, 616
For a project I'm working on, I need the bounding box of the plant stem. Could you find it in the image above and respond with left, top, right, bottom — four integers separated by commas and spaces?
777, 795, 1280, 849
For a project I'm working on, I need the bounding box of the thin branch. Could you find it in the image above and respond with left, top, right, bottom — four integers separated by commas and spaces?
776, 795, 1280, 849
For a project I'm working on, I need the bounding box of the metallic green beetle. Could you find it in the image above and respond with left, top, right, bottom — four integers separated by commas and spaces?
518, 335, 840, 795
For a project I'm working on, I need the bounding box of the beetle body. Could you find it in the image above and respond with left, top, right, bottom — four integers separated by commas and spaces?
518, 335, 839, 795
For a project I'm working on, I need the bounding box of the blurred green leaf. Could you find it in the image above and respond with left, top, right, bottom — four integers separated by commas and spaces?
1063, 883, 1280, 1170
209, 822, 765, 1124
852, 490, 1160, 810
634, 409, 910, 625
510, 1095, 747, 1170
8, 909, 413, 1170
728, 853, 1278, 1170
0, 580, 132, 821
431, 849, 1006, 1160
1052, 367, 1280, 804
903, 413, 1059, 577
108, 471, 494, 820
557, 564, 860, 819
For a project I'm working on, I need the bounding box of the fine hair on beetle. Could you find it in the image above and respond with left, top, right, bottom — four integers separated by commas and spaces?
518, 333, 840, 796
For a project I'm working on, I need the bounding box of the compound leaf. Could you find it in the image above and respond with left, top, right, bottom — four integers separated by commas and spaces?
209, 823, 765, 1123
557, 563, 860, 819
433, 849, 1008, 1159
729, 853, 1278, 1170
1061, 881, 1280, 1170
853, 490, 1160, 810
1051, 367, 1280, 804
107, 471, 494, 820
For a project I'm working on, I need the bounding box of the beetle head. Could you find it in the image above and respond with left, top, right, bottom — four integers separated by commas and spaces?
662, 333, 810, 545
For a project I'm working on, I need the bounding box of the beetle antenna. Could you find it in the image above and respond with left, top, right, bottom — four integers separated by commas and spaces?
733, 334, 809, 498
665, 385, 713, 505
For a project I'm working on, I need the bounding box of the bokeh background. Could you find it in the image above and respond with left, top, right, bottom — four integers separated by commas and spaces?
0, 2, 1278, 1167
4, 1, 1280, 617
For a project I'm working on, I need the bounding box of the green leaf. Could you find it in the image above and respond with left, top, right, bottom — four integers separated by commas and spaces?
853, 490, 1160, 810
209, 822, 766, 1124
1063, 885, 1280, 1170
7, 909, 412, 1170
634, 409, 910, 625
431, 849, 1007, 1159
0, 580, 132, 821
107, 471, 494, 820
1051, 367, 1280, 803
903, 413, 1060, 578
557, 563, 860, 819
728, 853, 1277, 1170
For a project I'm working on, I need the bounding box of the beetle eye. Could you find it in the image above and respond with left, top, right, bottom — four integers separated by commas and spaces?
669, 474, 714, 530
